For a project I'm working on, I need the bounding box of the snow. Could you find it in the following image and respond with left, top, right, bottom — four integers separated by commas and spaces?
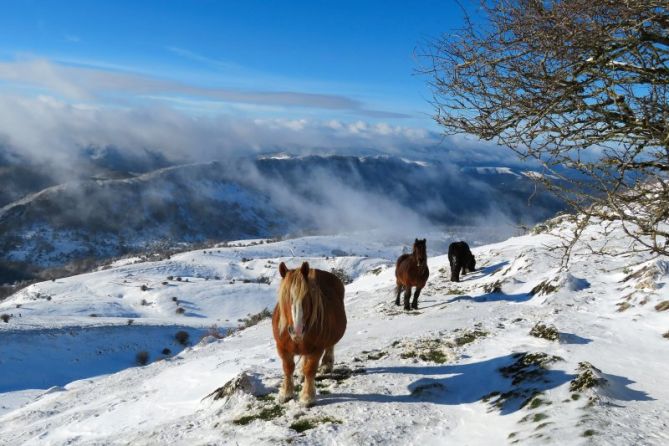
1, 219, 668, 445
469, 166, 521, 177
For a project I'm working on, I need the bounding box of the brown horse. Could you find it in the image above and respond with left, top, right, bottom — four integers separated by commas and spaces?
395, 238, 429, 310
272, 261, 346, 407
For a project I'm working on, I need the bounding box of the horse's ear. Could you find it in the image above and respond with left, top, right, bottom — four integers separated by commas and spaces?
415, 238, 419, 243
300, 261, 310, 278
279, 262, 288, 278
422, 239, 427, 243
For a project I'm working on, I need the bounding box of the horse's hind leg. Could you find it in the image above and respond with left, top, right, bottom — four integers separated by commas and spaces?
411, 286, 423, 310
300, 353, 321, 407
395, 285, 403, 306
319, 346, 334, 374
277, 350, 295, 403
403, 287, 412, 311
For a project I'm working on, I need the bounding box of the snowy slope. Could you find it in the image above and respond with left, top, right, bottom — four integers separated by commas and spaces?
0, 220, 668, 445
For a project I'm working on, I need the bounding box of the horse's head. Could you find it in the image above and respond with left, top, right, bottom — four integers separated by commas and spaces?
413, 238, 427, 268
277, 261, 323, 342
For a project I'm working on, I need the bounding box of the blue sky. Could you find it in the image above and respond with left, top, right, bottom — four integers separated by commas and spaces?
0, 1, 495, 163
0, 1, 465, 120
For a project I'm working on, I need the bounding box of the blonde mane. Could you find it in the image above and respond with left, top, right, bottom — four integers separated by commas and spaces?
277, 268, 325, 336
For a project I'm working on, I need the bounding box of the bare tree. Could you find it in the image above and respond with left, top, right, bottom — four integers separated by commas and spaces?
422, 0, 669, 258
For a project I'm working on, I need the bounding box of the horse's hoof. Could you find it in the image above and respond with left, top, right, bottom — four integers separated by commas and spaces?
277, 392, 294, 404
403, 306, 411, 311
395, 300, 400, 306
299, 395, 315, 408
411, 304, 418, 310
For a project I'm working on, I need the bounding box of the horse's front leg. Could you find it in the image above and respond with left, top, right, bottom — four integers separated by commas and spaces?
451, 263, 461, 282
300, 353, 321, 407
411, 286, 422, 310
403, 287, 412, 311
277, 350, 295, 403
319, 346, 334, 374
395, 285, 403, 306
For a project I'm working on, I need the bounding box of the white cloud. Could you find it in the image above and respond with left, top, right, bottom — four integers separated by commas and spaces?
0, 94, 439, 168
0, 58, 409, 116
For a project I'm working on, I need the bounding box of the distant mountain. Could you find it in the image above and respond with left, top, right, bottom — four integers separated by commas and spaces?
0, 154, 568, 284
254, 154, 564, 224
0, 162, 288, 280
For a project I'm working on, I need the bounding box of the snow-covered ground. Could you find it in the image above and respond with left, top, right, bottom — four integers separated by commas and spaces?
0, 220, 667, 445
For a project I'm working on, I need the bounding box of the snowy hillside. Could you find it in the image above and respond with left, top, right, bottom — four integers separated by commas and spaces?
1, 219, 667, 445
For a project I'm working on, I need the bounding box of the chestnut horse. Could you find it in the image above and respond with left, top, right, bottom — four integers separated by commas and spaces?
272, 261, 346, 407
395, 238, 429, 310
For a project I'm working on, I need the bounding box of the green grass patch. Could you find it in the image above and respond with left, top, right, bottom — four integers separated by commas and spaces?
454, 329, 488, 346
616, 301, 632, 312
519, 412, 549, 423
655, 301, 669, 312
366, 351, 387, 360
419, 349, 448, 364
530, 280, 558, 296
529, 323, 559, 341
528, 397, 551, 410
411, 382, 445, 397
232, 404, 285, 425
290, 416, 341, 433
532, 413, 549, 423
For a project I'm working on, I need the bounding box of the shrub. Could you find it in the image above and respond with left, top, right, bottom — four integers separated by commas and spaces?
171, 296, 178, 302
140, 284, 149, 291
1, 314, 10, 323
175, 307, 185, 315
240, 308, 272, 328
175, 330, 190, 345
127, 319, 134, 325
330, 268, 353, 285
203, 324, 227, 340
136, 351, 149, 365
256, 276, 271, 284
162, 348, 171, 355
141, 299, 149, 306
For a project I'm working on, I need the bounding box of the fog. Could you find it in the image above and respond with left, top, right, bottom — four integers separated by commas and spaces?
0, 84, 561, 278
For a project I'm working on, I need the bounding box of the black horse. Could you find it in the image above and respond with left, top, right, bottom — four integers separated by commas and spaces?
448, 241, 476, 282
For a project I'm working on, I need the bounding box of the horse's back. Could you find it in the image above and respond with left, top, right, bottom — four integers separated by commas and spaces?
311, 268, 347, 345
395, 254, 411, 277
311, 269, 345, 303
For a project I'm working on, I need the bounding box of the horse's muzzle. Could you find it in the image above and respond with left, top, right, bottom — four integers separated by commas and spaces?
288, 325, 304, 342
